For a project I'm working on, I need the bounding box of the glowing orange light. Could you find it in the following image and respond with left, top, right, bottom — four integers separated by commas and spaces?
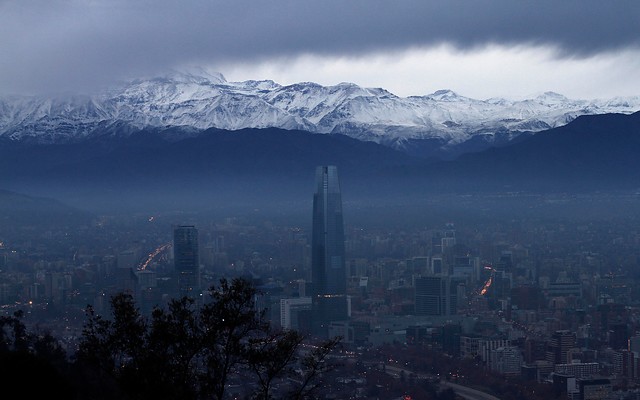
138, 242, 171, 270
480, 276, 493, 295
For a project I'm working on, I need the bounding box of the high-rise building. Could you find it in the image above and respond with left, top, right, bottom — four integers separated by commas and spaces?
173, 225, 200, 299
117, 249, 138, 295
489, 346, 523, 376
280, 297, 312, 331
415, 275, 461, 316
311, 166, 348, 336
579, 378, 612, 400
546, 329, 577, 365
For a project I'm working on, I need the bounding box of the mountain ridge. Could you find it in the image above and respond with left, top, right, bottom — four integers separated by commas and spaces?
1, 111, 639, 215
414, 111, 640, 192
1, 70, 638, 159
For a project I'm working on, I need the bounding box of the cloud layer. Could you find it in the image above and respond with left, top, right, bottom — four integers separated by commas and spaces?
1, 0, 639, 96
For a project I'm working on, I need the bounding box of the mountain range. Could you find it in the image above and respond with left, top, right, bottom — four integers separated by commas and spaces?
2, 69, 639, 159
0, 110, 638, 215
1, 70, 639, 217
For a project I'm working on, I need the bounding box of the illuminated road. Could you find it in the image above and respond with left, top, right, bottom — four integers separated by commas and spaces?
478, 263, 495, 296
138, 242, 171, 270
383, 364, 501, 400
440, 380, 501, 400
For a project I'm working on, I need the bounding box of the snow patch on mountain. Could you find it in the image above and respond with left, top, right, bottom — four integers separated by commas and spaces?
0, 70, 639, 155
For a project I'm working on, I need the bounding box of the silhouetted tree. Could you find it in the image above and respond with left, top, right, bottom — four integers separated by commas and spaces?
0, 310, 75, 397
0, 310, 29, 353
287, 335, 343, 400
76, 277, 341, 400
197, 277, 267, 399
246, 329, 305, 399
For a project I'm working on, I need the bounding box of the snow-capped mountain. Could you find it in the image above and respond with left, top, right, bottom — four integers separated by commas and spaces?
1, 69, 638, 157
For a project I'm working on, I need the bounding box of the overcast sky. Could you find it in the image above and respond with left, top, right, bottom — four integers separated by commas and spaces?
1, 0, 639, 99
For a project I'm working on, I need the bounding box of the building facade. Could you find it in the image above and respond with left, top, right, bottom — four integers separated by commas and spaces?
311, 166, 348, 336
280, 297, 312, 331
173, 225, 200, 299
415, 275, 460, 316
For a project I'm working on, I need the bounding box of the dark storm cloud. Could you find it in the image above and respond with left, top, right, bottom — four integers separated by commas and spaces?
0, 0, 638, 94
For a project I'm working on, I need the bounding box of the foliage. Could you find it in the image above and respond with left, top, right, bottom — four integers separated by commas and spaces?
288, 335, 343, 400
0, 310, 74, 397
75, 277, 341, 400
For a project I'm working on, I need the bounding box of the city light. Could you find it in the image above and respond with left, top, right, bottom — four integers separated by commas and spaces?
138, 242, 171, 270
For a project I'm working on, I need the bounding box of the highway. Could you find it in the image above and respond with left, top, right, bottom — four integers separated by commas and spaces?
440, 380, 501, 400
383, 364, 501, 400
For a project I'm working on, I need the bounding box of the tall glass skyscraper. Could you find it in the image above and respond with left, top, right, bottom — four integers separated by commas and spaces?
311, 166, 348, 336
173, 225, 200, 299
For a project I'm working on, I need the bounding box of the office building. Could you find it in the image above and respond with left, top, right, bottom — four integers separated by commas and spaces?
311, 166, 349, 336
547, 330, 577, 365
280, 297, 312, 331
489, 346, 523, 376
579, 378, 612, 400
117, 249, 138, 295
415, 275, 461, 316
173, 225, 200, 299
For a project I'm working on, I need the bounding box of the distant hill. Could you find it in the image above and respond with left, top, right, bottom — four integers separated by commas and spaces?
0, 189, 93, 227
415, 110, 640, 192
0, 111, 639, 214
0, 127, 420, 212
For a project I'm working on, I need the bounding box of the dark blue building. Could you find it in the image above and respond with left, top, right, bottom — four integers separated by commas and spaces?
311, 166, 348, 337
173, 225, 200, 299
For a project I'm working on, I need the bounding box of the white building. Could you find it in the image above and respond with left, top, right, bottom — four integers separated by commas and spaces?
280, 297, 312, 330
489, 346, 523, 376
